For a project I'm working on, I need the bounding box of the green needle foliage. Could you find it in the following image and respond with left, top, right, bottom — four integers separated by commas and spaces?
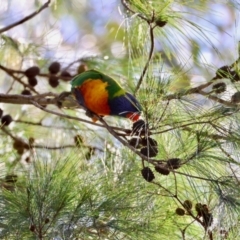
0, 154, 163, 239
0, 0, 240, 239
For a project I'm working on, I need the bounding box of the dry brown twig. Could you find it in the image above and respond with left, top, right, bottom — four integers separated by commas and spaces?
0, 64, 72, 81
134, 12, 156, 95
30, 100, 167, 167
0, 65, 39, 94
0, 0, 51, 34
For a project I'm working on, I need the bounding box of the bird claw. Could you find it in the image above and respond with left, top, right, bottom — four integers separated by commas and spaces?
57, 91, 80, 108
85, 109, 95, 118
85, 109, 103, 122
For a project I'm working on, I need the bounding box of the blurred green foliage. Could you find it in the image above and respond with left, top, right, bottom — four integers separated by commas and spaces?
0, 0, 239, 239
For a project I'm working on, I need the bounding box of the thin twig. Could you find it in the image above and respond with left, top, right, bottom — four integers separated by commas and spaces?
0, 92, 131, 133
152, 120, 211, 135
1, 127, 22, 143
173, 170, 224, 183
197, 90, 237, 107
134, 21, 155, 95
162, 77, 222, 102
15, 119, 78, 130
215, 141, 240, 166
0, 0, 51, 34
180, 220, 196, 240
30, 98, 234, 181
152, 109, 238, 136
149, 180, 205, 227
182, 126, 227, 141
2, 66, 72, 81
151, 181, 175, 197
31, 100, 166, 165
121, 0, 150, 22
173, 171, 178, 197
6, 78, 16, 94
31, 100, 109, 127
0, 93, 57, 105
63, 58, 82, 71
154, 100, 170, 127
30, 100, 131, 133
0, 65, 39, 94
163, 57, 240, 103
92, 117, 161, 165
2, 126, 102, 152
33, 144, 76, 150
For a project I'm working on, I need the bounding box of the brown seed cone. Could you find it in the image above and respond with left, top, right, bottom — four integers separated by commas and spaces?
13, 139, 25, 150
21, 89, 32, 95
74, 135, 83, 146
231, 70, 240, 82
28, 77, 38, 87
5, 174, 18, 183
155, 19, 167, 27
141, 146, 158, 158
44, 218, 50, 224
132, 120, 147, 135
183, 200, 193, 211
167, 158, 181, 169
17, 148, 24, 155
25, 66, 40, 78
141, 167, 155, 182
212, 82, 226, 94
85, 147, 94, 160
49, 76, 59, 88
1, 114, 13, 126
77, 64, 88, 74
141, 137, 158, 147
29, 137, 35, 145
215, 65, 231, 79
48, 61, 61, 74
60, 70, 72, 81
29, 224, 35, 232
231, 92, 240, 103
128, 138, 142, 149
202, 213, 213, 227
154, 165, 170, 175
195, 203, 203, 217
175, 208, 185, 216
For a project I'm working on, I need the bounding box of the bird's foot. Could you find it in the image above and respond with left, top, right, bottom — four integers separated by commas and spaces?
57, 91, 79, 108
85, 109, 103, 122
85, 109, 95, 118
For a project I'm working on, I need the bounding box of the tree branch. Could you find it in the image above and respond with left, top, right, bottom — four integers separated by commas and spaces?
30, 100, 131, 133
163, 57, 240, 102
31, 100, 167, 167
0, 64, 39, 94
134, 21, 155, 95
0, 0, 51, 34
197, 90, 237, 107
0, 65, 72, 81
0, 92, 131, 133
121, 0, 150, 23
0, 93, 57, 105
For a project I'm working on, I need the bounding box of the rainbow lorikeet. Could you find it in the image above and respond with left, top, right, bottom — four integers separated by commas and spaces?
71, 70, 142, 122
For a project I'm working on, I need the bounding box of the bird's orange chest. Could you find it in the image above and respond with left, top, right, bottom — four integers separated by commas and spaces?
79, 79, 110, 115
